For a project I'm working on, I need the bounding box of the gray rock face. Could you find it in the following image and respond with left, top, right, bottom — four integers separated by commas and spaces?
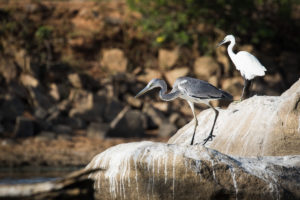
168, 79, 300, 157
85, 79, 300, 200
86, 142, 300, 200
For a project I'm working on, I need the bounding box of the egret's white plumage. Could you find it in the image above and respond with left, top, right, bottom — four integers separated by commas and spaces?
232, 51, 266, 80
218, 35, 267, 99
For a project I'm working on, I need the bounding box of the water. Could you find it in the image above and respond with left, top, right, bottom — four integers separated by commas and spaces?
0, 167, 81, 185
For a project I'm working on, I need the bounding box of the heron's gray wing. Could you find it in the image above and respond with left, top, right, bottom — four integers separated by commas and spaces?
177, 77, 232, 99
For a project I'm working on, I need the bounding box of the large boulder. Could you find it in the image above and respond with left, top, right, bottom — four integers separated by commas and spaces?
86, 141, 300, 200
168, 79, 300, 156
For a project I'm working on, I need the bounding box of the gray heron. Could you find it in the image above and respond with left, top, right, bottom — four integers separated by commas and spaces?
218, 35, 267, 100
135, 77, 233, 145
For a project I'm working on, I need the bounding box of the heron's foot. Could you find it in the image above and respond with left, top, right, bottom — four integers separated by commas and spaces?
203, 134, 216, 145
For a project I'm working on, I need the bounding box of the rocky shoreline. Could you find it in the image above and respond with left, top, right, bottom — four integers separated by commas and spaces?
0, 136, 167, 167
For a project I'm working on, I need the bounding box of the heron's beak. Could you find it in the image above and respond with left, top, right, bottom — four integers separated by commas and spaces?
217, 40, 225, 47
135, 86, 150, 98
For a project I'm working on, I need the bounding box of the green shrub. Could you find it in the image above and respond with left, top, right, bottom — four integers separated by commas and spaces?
35, 25, 53, 41
127, 0, 299, 52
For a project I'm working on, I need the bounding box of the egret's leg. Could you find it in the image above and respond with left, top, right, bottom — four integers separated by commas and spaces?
240, 78, 251, 101
203, 104, 219, 145
187, 101, 198, 145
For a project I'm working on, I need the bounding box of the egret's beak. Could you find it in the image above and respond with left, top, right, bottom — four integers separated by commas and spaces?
217, 39, 226, 47
135, 86, 150, 98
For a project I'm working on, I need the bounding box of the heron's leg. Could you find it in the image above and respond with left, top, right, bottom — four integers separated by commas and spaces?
240, 78, 251, 101
203, 103, 219, 145
187, 101, 198, 145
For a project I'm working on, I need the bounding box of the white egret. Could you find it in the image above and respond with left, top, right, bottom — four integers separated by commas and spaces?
218, 35, 267, 100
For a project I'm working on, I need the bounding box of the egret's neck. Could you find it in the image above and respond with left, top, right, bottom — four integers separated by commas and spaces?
227, 39, 236, 58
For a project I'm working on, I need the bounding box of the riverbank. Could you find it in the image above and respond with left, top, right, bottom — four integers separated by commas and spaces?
0, 136, 167, 167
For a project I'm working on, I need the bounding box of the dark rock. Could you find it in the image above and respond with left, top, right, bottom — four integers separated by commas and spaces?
57, 117, 87, 130
13, 116, 35, 138
8, 82, 28, 99
68, 89, 93, 118
142, 103, 166, 127
158, 122, 177, 138
108, 109, 145, 137
104, 97, 124, 122
37, 131, 57, 140
69, 92, 106, 122
87, 122, 109, 139
34, 107, 48, 121
52, 124, 72, 134
28, 87, 54, 110
0, 95, 25, 120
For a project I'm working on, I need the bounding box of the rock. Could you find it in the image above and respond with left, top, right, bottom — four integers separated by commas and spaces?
169, 112, 188, 127
34, 107, 48, 119
164, 67, 189, 86
158, 122, 177, 138
51, 116, 87, 130
136, 68, 162, 84
14, 49, 31, 72
104, 97, 124, 122
49, 83, 70, 101
142, 103, 166, 127
52, 124, 72, 134
158, 47, 179, 70
38, 131, 57, 140
0, 124, 4, 134
168, 79, 300, 157
20, 74, 39, 88
68, 89, 93, 117
108, 108, 146, 137
0, 59, 19, 83
152, 102, 169, 113
0, 95, 25, 120
13, 116, 35, 138
68, 73, 82, 88
49, 83, 60, 101
28, 87, 54, 110
208, 75, 218, 87
101, 49, 127, 73
8, 82, 28, 99
124, 94, 142, 108
87, 122, 109, 139
69, 93, 106, 123
86, 141, 300, 200
193, 56, 220, 79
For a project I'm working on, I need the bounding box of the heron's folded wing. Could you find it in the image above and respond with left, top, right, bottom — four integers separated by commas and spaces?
178, 79, 224, 99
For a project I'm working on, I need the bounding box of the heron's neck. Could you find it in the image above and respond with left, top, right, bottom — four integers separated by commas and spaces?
158, 81, 179, 101
227, 39, 236, 59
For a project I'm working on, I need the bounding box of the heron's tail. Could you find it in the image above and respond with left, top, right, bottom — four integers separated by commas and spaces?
220, 90, 233, 101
